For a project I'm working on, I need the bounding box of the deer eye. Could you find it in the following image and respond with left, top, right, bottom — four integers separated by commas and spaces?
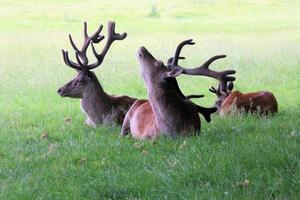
75, 80, 84, 85
156, 60, 163, 67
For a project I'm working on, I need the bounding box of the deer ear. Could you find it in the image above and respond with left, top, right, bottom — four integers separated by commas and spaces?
166, 67, 183, 78
227, 81, 234, 91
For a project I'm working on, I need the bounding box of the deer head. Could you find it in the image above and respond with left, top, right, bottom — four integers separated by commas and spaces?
57, 21, 127, 98
209, 81, 234, 110
138, 40, 196, 93
139, 39, 236, 97
138, 46, 194, 101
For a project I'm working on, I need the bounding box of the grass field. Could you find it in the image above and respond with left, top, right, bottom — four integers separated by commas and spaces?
0, 0, 299, 199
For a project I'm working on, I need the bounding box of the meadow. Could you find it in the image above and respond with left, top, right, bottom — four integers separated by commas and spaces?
0, 0, 299, 199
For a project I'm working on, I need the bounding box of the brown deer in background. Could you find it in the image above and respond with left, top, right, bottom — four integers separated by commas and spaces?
57, 21, 137, 126
121, 39, 235, 139
209, 81, 278, 116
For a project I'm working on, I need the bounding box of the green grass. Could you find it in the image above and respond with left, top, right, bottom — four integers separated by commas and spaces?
0, 0, 299, 199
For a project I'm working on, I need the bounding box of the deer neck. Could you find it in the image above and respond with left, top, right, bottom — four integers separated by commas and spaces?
82, 79, 108, 100
147, 82, 185, 132
81, 79, 112, 123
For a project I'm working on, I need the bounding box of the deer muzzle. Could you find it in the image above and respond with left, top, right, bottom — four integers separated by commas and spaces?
137, 46, 148, 58
57, 87, 67, 97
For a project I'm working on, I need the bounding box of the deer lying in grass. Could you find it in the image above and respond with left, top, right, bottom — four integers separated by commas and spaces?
57, 21, 137, 126
209, 81, 278, 116
121, 39, 235, 139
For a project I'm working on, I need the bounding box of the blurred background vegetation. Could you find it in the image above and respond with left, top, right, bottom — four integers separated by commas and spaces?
0, 1, 299, 199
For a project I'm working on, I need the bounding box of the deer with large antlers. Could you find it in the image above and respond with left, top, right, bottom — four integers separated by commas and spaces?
209, 81, 278, 116
57, 21, 137, 126
121, 39, 235, 139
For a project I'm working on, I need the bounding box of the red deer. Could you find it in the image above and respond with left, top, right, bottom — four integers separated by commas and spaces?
209, 82, 278, 116
121, 39, 235, 139
57, 21, 137, 126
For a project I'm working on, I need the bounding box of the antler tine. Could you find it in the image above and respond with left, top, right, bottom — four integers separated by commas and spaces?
186, 94, 205, 99
167, 39, 195, 69
209, 86, 218, 94
200, 55, 226, 69
83, 21, 88, 39
202, 56, 235, 92
62, 21, 126, 71
67, 21, 105, 66
178, 54, 236, 93
62, 49, 81, 70
172, 39, 195, 66
74, 50, 100, 71
62, 21, 106, 71
78, 22, 104, 65
75, 51, 85, 68
89, 23, 105, 43
108, 21, 127, 40
83, 21, 104, 41
82, 21, 127, 70
166, 39, 236, 95
85, 42, 104, 70
68, 34, 79, 52
99, 21, 127, 59
167, 56, 185, 69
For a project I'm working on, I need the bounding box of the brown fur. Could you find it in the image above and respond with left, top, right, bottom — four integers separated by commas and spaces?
121, 47, 205, 139
219, 91, 278, 116
58, 71, 136, 126
58, 21, 137, 126
122, 39, 236, 139
121, 100, 160, 139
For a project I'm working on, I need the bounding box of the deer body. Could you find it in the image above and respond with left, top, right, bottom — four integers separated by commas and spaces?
81, 95, 136, 126
122, 99, 159, 139
148, 84, 201, 137
59, 70, 137, 126
219, 90, 278, 116
122, 48, 200, 139
121, 79, 214, 139
122, 94, 213, 139
58, 21, 136, 126
80, 84, 136, 126
209, 81, 278, 116
121, 41, 233, 139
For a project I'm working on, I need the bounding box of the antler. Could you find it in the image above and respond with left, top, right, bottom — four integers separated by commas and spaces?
99, 21, 127, 60
209, 86, 219, 95
209, 81, 234, 96
167, 39, 195, 70
62, 21, 127, 71
71, 22, 104, 65
62, 21, 104, 70
167, 40, 205, 100
186, 94, 205, 99
168, 39, 236, 93
166, 40, 218, 122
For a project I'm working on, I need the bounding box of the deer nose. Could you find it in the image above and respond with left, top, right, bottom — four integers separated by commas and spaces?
57, 88, 62, 93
